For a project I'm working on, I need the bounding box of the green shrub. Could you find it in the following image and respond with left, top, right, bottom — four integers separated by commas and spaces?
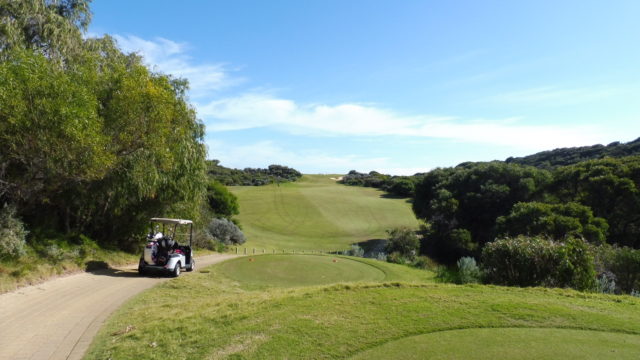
457, 256, 481, 284
207, 218, 246, 245
0, 205, 28, 259
481, 236, 595, 291
348, 244, 364, 257
42, 244, 63, 263
213, 240, 228, 253
412, 256, 436, 270
192, 230, 217, 250
206, 180, 239, 218
386, 227, 419, 260
596, 272, 616, 294
434, 265, 457, 283
595, 245, 640, 293
387, 251, 411, 264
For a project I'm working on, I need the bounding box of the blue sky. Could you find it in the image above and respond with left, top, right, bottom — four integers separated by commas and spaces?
89, 0, 640, 174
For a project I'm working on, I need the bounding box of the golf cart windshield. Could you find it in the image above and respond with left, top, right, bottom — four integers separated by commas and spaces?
149, 218, 193, 246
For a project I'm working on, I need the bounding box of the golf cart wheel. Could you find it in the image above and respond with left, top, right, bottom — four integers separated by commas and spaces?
171, 262, 181, 277
186, 259, 195, 272
138, 258, 146, 275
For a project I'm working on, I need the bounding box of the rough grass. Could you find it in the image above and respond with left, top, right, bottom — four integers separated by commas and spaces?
230, 175, 419, 251
0, 240, 138, 293
86, 257, 640, 359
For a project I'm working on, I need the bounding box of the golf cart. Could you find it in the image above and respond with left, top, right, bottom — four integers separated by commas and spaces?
138, 218, 195, 277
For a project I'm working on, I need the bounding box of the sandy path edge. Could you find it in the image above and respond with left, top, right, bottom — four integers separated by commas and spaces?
0, 253, 236, 360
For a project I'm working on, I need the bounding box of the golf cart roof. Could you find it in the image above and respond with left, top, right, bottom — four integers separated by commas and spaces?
150, 218, 193, 225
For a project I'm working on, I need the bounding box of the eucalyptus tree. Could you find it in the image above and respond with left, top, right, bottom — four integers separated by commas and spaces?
0, 0, 91, 62
0, 1, 210, 248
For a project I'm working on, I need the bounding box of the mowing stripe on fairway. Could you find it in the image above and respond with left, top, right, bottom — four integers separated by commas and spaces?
350, 327, 640, 360
230, 175, 419, 251
217, 254, 387, 289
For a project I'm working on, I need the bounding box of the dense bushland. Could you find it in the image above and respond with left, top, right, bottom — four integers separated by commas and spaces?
495, 202, 608, 244
550, 156, 640, 248
413, 157, 640, 261
413, 161, 551, 261
206, 160, 302, 186
408, 156, 640, 293
506, 137, 640, 169
0, 0, 239, 269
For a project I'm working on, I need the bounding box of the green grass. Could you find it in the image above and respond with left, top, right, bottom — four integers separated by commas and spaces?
0, 237, 139, 293
86, 256, 640, 359
230, 175, 419, 251
84, 175, 640, 359
351, 328, 640, 360
218, 254, 433, 289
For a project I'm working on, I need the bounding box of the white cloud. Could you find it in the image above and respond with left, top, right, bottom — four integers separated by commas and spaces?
484, 85, 620, 105
99, 34, 635, 172
112, 34, 242, 98
199, 93, 613, 151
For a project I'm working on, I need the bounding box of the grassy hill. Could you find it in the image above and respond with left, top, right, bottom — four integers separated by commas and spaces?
230, 175, 419, 251
85, 174, 640, 359
87, 255, 640, 359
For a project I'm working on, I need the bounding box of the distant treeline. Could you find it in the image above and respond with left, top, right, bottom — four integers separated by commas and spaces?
361, 153, 640, 293
342, 137, 640, 197
207, 160, 302, 186
412, 157, 640, 260
411, 157, 640, 293
506, 137, 640, 169
341, 140, 640, 262
340, 171, 424, 197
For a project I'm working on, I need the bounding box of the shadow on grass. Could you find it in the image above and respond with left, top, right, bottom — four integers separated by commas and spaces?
379, 193, 413, 203
356, 239, 388, 258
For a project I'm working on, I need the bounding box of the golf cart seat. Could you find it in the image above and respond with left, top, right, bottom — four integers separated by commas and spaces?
139, 218, 195, 276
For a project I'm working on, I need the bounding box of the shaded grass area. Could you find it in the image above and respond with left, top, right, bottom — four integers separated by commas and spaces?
351, 328, 640, 360
0, 236, 138, 293
230, 175, 419, 251
86, 256, 640, 359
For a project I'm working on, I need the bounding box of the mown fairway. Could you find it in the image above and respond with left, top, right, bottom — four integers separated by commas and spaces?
229, 175, 419, 251
352, 328, 640, 360
218, 255, 386, 288
86, 257, 640, 359
218, 254, 433, 289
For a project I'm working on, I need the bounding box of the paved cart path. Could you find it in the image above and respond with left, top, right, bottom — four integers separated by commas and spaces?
0, 253, 236, 360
